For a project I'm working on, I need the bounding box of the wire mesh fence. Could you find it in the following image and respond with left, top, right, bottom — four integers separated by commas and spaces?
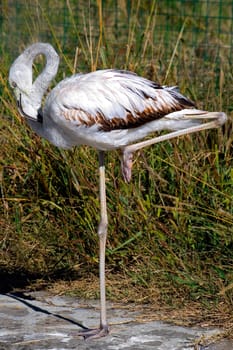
0, 0, 232, 74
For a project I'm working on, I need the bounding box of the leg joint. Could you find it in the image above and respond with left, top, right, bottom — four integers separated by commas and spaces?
98, 219, 108, 237
215, 112, 227, 127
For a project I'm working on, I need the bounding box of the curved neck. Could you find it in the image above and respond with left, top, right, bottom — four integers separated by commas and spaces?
25, 43, 60, 109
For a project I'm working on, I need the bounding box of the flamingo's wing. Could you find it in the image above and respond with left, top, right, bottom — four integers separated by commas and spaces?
46, 69, 195, 131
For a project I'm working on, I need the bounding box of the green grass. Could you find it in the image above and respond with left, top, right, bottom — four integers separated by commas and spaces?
0, 0, 233, 319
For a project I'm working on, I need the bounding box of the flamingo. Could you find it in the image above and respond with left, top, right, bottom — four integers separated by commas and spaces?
9, 42, 227, 339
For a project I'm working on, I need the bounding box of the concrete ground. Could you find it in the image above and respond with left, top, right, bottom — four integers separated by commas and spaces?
0, 291, 232, 350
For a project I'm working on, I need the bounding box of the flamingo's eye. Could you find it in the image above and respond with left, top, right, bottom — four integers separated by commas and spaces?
11, 81, 17, 88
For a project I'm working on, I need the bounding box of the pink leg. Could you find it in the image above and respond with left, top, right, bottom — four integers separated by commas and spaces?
78, 151, 109, 339
121, 112, 227, 182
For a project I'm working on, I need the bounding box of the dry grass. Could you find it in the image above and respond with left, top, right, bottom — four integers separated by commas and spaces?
46, 273, 233, 331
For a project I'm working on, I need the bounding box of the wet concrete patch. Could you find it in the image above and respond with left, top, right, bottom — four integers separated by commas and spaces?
0, 292, 232, 350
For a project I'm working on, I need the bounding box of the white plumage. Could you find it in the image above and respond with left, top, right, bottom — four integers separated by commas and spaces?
9, 43, 227, 339
43, 70, 201, 150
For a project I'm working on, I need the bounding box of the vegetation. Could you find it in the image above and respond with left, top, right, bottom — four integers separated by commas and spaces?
0, 0, 232, 328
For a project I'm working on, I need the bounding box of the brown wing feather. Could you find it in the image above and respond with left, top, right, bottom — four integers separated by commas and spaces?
61, 77, 196, 132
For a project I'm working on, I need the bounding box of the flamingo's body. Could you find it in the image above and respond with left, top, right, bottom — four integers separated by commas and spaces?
9, 43, 227, 338
41, 69, 199, 151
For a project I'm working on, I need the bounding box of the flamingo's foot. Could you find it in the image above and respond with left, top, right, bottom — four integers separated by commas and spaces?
121, 151, 133, 183
77, 324, 109, 340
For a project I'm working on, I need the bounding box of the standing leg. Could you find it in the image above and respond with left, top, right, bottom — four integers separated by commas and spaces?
78, 151, 109, 339
97, 150, 109, 335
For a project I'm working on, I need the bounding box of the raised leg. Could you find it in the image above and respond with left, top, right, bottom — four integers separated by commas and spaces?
121, 112, 227, 182
78, 151, 109, 339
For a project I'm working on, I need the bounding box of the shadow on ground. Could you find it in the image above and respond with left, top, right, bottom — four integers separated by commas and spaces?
0, 267, 81, 293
